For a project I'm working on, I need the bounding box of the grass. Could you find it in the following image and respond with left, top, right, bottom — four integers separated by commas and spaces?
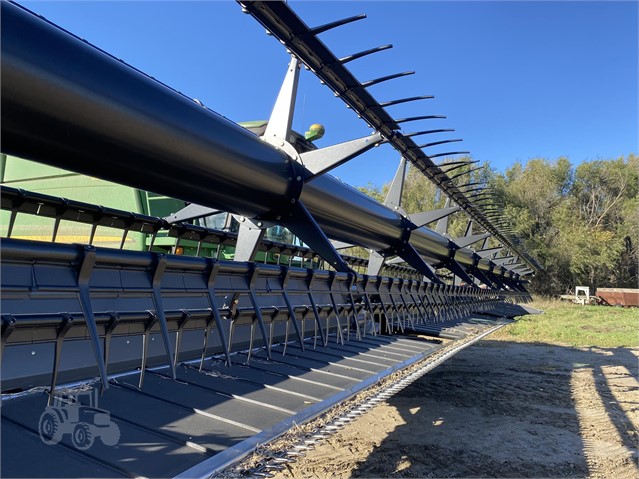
491, 297, 639, 348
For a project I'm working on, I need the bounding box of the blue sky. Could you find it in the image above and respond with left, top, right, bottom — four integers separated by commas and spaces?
20, 1, 638, 188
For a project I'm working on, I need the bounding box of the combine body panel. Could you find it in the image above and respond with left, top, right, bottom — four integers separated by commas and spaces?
1, 154, 312, 264
1, 155, 148, 249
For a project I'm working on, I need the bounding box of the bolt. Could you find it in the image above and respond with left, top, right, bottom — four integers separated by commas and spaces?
296, 176, 302, 181
291, 198, 296, 204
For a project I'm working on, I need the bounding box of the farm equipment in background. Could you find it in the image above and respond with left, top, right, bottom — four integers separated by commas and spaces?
560, 286, 639, 307
594, 288, 639, 307
560, 286, 593, 305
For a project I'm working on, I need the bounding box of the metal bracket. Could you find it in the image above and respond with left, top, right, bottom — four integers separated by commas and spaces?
408, 206, 461, 229
281, 200, 352, 273
0, 314, 16, 367
367, 250, 386, 276
264, 55, 300, 142
385, 256, 405, 266
77, 245, 109, 394
299, 132, 383, 181
139, 311, 159, 388
435, 199, 452, 235
234, 218, 267, 263
281, 268, 305, 351
396, 243, 442, 284
384, 156, 407, 214
306, 270, 327, 348
151, 254, 176, 379
328, 272, 345, 345
47, 313, 74, 405
103, 311, 120, 375
453, 232, 492, 249
446, 258, 476, 287
469, 267, 495, 289
203, 260, 232, 369
247, 265, 272, 361
173, 310, 191, 369
476, 246, 503, 258
165, 203, 220, 224
331, 240, 354, 250
346, 273, 362, 341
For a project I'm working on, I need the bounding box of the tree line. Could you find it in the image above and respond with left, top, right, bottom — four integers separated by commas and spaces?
358, 154, 637, 295
491, 154, 637, 295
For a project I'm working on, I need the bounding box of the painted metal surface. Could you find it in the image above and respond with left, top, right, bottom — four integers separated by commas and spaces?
1, 236, 529, 392
2, 313, 517, 479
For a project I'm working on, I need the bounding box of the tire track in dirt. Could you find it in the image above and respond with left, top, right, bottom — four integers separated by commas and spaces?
572, 366, 638, 479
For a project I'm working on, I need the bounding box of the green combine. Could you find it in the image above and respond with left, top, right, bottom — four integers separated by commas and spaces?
0, 121, 325, 265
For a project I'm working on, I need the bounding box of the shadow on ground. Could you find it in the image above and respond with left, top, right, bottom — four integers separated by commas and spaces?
349, 340, 638, 478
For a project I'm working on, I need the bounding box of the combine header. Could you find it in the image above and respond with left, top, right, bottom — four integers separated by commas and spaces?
1, 1, 539, 477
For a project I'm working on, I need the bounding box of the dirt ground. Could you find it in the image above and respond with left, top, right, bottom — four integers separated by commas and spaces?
273, 339, 638, 478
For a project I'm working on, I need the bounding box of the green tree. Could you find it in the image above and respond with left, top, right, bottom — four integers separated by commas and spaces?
491, 154, 638, 293
356, 154, 637, 293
